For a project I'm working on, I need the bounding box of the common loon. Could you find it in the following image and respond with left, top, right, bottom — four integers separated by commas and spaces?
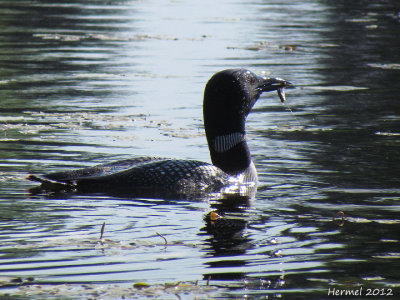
28, 69, 291, 197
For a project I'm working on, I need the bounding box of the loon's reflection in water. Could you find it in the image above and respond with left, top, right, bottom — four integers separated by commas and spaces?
200, 195, 253, 280
201, 194, 286, 293
202, 196, 250, 254
201, 195, 251, 282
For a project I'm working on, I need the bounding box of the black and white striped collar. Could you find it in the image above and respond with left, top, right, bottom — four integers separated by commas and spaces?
212, 132, 246, 153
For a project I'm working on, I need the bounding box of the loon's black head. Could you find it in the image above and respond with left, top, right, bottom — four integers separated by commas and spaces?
203, 68, 291, 175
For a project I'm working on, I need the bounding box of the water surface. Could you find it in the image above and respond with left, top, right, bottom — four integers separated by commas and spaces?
1, 0, 399, 298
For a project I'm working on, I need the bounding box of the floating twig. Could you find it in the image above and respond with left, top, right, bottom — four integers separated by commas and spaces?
156, 232, 167, 246
175, 293, 182, 300
99, 222, 105, 240
333, 211, 346, 226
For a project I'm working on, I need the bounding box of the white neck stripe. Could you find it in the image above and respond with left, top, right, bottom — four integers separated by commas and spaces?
213, 132, 246, 153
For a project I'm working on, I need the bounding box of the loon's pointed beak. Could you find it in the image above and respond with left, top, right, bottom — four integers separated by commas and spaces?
257, 77, 292, 92
257, 76, 293, 103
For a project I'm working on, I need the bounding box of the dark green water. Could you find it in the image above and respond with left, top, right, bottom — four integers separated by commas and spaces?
0, 0, 399, 299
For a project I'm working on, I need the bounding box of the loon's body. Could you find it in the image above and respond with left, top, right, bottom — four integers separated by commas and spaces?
28, 69, 290, 197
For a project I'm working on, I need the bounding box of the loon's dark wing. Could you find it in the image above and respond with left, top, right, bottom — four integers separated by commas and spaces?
75, 159, 228, 192
28, 157, 228, 193
42, 157, 169, 183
